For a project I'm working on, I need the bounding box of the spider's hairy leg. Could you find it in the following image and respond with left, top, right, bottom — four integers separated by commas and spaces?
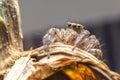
85, 35, 101, 51
89, 49, 103, 59
84, 35, 102, 59
53, 28, 63, 42
85, 35, 97, 51
42, 28, 57, 58
60, 29, 66, 41
72, 30, 90, 51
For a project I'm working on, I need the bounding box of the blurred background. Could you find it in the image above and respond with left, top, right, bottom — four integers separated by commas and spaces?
19, 0, 120, 73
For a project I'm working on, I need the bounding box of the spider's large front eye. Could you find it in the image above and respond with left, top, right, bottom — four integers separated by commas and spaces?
67, 23, 71, 27
72, 24, 76, 28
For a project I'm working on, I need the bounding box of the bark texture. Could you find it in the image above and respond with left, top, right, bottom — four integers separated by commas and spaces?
0, 0, 23, 77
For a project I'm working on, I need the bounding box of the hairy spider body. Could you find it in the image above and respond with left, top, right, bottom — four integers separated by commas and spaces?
42, 22, 103, 59
62, 28, 78, 45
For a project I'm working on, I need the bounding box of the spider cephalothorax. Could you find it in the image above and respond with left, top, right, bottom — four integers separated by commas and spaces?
43, 22, 102, 59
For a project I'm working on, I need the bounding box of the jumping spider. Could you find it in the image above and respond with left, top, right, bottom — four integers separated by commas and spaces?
42, 22, 102, 59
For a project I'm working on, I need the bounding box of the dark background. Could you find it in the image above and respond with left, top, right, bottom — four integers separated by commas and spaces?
19, 0, 120, 73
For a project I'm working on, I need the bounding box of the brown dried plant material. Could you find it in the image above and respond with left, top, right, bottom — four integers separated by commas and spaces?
0, 0, 23, 78
27, 42, 120, 80
4, 56, 35, 80
5, 42, 120, 80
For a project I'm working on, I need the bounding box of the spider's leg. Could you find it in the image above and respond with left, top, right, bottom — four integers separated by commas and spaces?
89, 49, 103, 59
72, 30, 90, 51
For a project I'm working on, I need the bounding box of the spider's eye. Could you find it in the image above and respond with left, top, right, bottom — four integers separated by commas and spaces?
68, 24, 71, 27
72, 25, 76, 28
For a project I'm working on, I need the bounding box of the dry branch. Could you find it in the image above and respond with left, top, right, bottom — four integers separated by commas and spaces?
0, 0, 23, 78
4, 42, 120, 80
